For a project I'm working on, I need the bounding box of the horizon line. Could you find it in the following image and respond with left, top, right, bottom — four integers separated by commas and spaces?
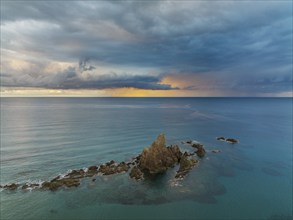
1, 96, 292, 98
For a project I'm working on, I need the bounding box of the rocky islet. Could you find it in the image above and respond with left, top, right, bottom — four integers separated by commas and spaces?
1, 134, 235, 191
217, 136, 239, 144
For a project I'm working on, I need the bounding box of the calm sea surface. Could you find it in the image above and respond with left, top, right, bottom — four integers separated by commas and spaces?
0, 98, 292, 220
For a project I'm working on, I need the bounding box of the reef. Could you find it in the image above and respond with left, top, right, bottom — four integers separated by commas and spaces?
2, 183, 19, 190
217, 136, 239, 144
1, 134, 237, 192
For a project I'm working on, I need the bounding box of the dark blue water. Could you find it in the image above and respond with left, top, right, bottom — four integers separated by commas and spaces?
0, 98, 292, 219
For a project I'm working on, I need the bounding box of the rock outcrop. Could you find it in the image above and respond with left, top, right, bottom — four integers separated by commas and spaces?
138, 134, 182, 175
39, 170, 85, 191
192, 143, 206, 158
129, 166, 143, 180
226, 138, 239, 144
65, 169, 85, 179
86, 166, 99, 177
127, 134, 203, 180
216, 136, 239, 144
2, 183, 19, 190
175, 153, 198, 179
41, 178, 80, 191
217, 137, 226, 141
21, 183, 39, 190
99, 161, 129, 175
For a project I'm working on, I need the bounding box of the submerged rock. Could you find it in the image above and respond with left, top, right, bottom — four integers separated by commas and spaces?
49, 209, 58, 214
142, 196, 170, 205
138, 134, 182, 174
195, 195, 217, 204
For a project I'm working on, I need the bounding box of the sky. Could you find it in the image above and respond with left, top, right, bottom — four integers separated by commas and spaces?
1, 0, 292, 97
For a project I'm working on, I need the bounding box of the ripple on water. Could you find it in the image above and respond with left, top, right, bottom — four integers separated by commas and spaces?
261, 167, 283, 177
263, 161, 291, 170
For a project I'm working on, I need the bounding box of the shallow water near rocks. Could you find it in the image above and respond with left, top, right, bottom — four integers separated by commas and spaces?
0, 97, 292, 219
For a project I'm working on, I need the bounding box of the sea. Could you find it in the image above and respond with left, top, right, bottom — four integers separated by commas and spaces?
0, 97, 292, 220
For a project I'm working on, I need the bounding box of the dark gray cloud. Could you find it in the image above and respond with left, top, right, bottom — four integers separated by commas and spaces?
0, 73, 11, 78
1, 1, 292, 95
233, 74, 293, 94
1, 64, 175, 90
79, 59, 96, 73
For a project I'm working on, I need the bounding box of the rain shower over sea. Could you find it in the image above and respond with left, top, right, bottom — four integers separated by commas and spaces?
0, 97, 292, 220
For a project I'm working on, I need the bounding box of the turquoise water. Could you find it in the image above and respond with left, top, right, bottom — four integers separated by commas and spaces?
0, 98, 292, 220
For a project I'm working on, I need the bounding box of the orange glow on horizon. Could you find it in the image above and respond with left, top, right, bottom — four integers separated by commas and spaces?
104, 88, 193, 97
1, 86, 292, 97
1, 87, 197, 97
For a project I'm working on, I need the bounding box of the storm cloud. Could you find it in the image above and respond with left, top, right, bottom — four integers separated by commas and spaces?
1, 1, 292, 95
1, 63, 175, 90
